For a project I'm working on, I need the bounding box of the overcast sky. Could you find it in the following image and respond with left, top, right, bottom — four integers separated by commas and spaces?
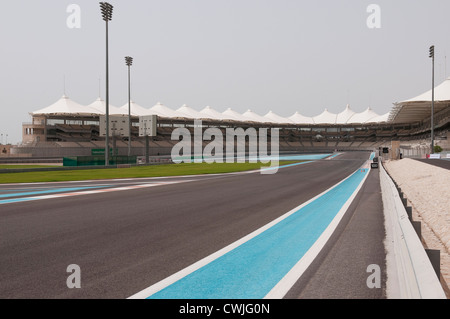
1, 0, 450, 144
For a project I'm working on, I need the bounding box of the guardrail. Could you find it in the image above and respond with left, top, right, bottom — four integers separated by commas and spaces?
379, 161, 446, 299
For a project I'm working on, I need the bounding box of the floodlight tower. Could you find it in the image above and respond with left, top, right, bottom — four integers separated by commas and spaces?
429, 45, 435, 154
125, 56, 133, 157
100, 2, 113, 165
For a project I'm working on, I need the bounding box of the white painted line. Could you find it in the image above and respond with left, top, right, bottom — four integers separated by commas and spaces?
0, 180, 195, 205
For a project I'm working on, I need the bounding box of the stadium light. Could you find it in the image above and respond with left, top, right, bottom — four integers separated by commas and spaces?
100, 2, 114, 166
125, 56, 133, 157
429, 45, 435, 154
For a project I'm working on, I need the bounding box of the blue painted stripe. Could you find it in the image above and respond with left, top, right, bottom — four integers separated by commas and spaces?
0, 197, 40, 204
0, 186, 107, 200
148, 168, 368, 299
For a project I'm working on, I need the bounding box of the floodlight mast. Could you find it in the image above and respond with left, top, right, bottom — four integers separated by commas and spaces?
100, 2, 113, 165
125, 56, 133, 157
429, 45, 435, 154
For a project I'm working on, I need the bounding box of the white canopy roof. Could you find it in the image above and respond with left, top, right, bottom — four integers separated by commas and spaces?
242, 109, 270, 123
368, 112, 390, 123
347, 107, 379, 124
32, 95, 102, 116
403, 77, 450, 102
31, 96, 390, 125
263, 111, 293, 124
287, 106, 386, 125
222, 108, 246, 121
289, 112, 315, 124
120, 101, 149, 116
390, 77, 450, 123
176, 104, 205, 119
313, 109, 337, 124
336, 105, 356, 124
88, 97, 126, 115
150, 102, 184, 118
200, 106, 227, 120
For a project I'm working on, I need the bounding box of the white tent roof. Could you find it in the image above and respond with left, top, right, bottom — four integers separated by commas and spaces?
263, 111, 293, 124
313, 109, 337, 124
336, 105, 356, 124
32, 95, 102, 116
368, 112, 389, 123
242, 109, 269, 123
288, 112, 315, 124
200, 106, 227, 120
347, 107, 380, 124
390, 77, 450, 123
284, 106, 385, 125
176, 104, 204, 119
222, 108, 246, 121
31, 95, 390, 125
402, 77, 450, 102
120, 101, 149, 116
150, 102, 184, 118
88, 97, 126, 115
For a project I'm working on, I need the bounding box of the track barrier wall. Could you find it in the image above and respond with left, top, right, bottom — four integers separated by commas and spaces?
380, 161, 446, 299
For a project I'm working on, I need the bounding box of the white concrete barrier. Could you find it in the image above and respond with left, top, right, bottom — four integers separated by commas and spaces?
380, 162, 446, 299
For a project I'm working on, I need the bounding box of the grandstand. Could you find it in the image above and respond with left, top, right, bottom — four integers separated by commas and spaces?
14, 78, 450, 159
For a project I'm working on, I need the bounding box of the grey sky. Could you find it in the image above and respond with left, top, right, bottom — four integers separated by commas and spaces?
1, 0, 450, 144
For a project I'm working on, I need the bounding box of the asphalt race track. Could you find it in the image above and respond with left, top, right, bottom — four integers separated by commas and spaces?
414, 158, 450, 170
0, 152, 386, 299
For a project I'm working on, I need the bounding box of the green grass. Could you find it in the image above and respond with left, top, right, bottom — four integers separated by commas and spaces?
0, 161, 305, 184
0, 165, 61, 169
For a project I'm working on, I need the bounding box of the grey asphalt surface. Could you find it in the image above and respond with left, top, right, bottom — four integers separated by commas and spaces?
413, 158, 450, 170
0, 152, 386, 299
